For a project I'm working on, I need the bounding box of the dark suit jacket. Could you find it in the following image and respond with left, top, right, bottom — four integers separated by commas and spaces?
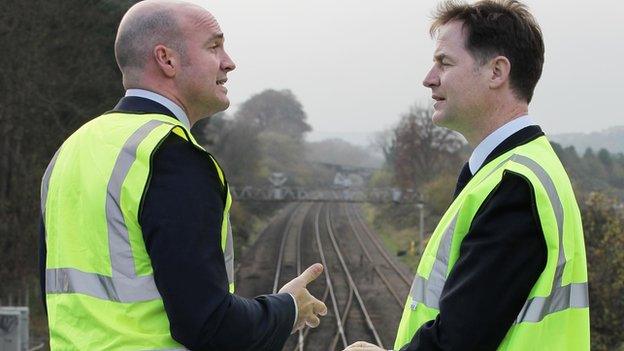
40, 96, 295, 351
400, 126, 548, 351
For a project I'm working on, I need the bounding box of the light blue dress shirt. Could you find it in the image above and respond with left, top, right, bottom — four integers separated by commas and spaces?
468, 115, 536, 174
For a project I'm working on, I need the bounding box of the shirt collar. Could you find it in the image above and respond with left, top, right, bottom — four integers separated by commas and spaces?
125, 89, 191, 129
468, 115, 536, 174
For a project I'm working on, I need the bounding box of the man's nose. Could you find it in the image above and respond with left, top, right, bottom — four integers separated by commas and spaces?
222, 51, 236, 72
423, 67, 439, 88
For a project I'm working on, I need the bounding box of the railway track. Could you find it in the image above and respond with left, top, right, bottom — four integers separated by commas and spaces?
341, 203, 410, 307
320, 203, 383, 349
238, 201, 414, 350
346, 204, 413, 286
272, 203, 306, 293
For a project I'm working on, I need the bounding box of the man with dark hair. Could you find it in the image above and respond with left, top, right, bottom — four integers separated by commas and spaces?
40, 1, 327, 350
344, 1, 589, 350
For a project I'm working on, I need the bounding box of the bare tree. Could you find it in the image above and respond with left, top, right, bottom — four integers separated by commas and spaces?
391, 104, 465, 190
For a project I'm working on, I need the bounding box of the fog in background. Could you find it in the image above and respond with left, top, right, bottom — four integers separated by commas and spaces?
193, 0, 624, 144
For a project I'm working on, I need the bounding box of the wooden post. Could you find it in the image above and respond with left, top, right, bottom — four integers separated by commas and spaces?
416, 203, 425, 255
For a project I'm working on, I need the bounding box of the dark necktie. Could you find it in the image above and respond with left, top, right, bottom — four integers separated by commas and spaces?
453, 162, 473, 198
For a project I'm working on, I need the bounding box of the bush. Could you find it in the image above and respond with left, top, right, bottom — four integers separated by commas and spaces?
582, 192, 624, 350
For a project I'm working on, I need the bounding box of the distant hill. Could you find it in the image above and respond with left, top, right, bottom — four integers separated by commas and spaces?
551, 126, 624, 154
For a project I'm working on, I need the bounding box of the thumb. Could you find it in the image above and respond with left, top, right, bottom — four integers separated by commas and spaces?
297, 263, 323, 286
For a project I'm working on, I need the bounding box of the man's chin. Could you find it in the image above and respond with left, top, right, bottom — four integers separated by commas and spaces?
200, 99, 230, 119
219, 94, 230, 109
431, 110, 446, 127
213, 97, 230, 113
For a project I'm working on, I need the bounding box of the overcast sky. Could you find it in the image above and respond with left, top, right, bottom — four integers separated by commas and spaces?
193, 0, 624, 143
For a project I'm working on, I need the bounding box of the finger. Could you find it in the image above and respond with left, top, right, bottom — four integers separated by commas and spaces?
313, 300, 328, 316
306, 314, 320, 328
344, 341, 370, 350
294, 319, 305, 333
297, 263, 323, 286
350, 341, 382, 350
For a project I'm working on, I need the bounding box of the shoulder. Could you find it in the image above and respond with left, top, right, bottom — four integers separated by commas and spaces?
142, 133, 226, 210
153, 134, 222, 185
477, 170, 535, 213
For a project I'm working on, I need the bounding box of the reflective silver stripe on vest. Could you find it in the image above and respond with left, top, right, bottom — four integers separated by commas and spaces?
515, 281, 588, 323
509, 154, 589, 323
409, 156, 513, 310
45, 120, 166, 302
408, 153, 589, 323
224, 217, 234, 285
409, 215, 458, 310
40, 148, 61, 221
46, 267, 161, 302
107, 120, 165, 279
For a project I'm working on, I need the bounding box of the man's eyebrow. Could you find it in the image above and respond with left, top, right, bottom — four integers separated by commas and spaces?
434, 53, 447, 62
205, 33, 224, 44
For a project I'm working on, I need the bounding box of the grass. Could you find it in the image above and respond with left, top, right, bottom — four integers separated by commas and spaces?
360, 204, 423, 272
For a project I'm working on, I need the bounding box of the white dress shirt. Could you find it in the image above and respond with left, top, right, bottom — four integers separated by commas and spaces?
468, 115, 536, 174
125, 89, 191, 130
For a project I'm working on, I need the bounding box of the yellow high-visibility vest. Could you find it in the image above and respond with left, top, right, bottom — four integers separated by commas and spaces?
394, 136, 589, 350
41, 112, 234, 350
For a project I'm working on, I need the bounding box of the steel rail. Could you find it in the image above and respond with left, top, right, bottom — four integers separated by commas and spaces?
272, 203, 302, 293
294, 203, 313, 350
330, 285, 355, 350
293, 202, 331, 351
323, 203, 384, 348
294, 285, 331, 351
342, 203, 405, 307
313, 203, 349, 349
287, 202, 334, 351
349, 204, 413, 286
234, 203, 297, 278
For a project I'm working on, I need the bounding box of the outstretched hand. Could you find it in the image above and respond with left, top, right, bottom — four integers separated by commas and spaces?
279, 263, 328, 332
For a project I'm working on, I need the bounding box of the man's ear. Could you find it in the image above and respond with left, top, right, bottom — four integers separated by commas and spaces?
154, 45, 177, 78
488, 55, 511, 89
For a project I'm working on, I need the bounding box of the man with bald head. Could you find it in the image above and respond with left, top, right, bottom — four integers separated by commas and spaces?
39, 1, 326, 350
